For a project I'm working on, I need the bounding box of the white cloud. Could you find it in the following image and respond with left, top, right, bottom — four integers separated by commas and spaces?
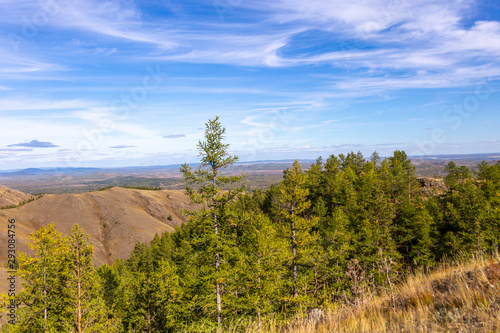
55, 0, 177, 49
0, 98, 97, 111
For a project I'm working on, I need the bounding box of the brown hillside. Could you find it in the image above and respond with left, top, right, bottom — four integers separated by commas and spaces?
0, 187, 195, 266
0, 185, 32, 207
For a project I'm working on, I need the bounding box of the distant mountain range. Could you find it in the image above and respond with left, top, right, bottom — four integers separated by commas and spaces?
0, 161, 304, 178
2, 152, 498, 177
412, 152, 500, 160
0, 167, 101, 177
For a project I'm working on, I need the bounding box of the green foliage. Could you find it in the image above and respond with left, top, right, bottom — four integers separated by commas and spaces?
117, 244, 181, 332
97, 186, 114, 191
12, 224, 71, 332
6, 224, 118, 332
66, 225, 119, 332
277, 160, 319, 305
179, 116, 245, 328
431, 161, 500, 257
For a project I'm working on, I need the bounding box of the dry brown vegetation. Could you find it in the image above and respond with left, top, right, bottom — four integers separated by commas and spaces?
0, 186, 32, 208
0, 186, 195, 268
312, 254, 500, 333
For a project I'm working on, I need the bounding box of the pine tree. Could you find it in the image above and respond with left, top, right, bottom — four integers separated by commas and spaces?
305, 156, 324, 204
14, 223, 71, 332
384, 151, 432, 267
477, 161, 500, 250
180, 116, 245, 329
277, 160, 318, 301
229, 196, 287, 328
321, 154, 341, 215
131, 253, 180, 332
66, 225, 118, 333
352, 156, 398, 279
437, 163, 487, 255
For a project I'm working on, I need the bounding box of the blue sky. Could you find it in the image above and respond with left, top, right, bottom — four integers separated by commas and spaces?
1, 0, 500, 169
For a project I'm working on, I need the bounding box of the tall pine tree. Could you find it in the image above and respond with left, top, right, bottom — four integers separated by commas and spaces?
277, 160, 318, 303
180, 116, 245, 329
66, 225, 118, 333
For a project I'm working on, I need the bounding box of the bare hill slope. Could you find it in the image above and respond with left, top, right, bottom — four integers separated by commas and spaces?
0, 187, 194, 266
0, 185, 32, 207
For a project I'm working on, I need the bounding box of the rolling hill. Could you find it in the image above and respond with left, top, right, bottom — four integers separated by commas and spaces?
0, 186, 195, 267
0, 185, 32, 208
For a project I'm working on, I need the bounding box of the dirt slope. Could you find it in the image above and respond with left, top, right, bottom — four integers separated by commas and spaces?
0, 185, 32, 207
0, 187, 195, 266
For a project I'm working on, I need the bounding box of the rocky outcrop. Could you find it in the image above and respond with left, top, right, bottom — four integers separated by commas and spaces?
417, 177, 446, 196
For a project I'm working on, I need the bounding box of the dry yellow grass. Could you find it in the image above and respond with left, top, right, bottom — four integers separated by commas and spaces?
0, 186, 32, 208
291, 253, 500, 333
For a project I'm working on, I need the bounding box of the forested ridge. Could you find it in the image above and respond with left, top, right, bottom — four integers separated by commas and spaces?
3, 118, 500, 332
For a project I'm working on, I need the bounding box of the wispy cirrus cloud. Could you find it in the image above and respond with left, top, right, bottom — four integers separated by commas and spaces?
0, 98, 98, 111
0, 0, 498, 168
0, 0, 176, 49
3, 0, 499, 87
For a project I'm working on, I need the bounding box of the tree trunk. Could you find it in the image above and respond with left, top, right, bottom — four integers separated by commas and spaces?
77, 248, 82, 333
214, 170, 222, 330
291, 204, 298, 298
43, 266, 47, 333
215, 212, 222, 329
148, 305, 152, 333
257, 253, 262, 332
